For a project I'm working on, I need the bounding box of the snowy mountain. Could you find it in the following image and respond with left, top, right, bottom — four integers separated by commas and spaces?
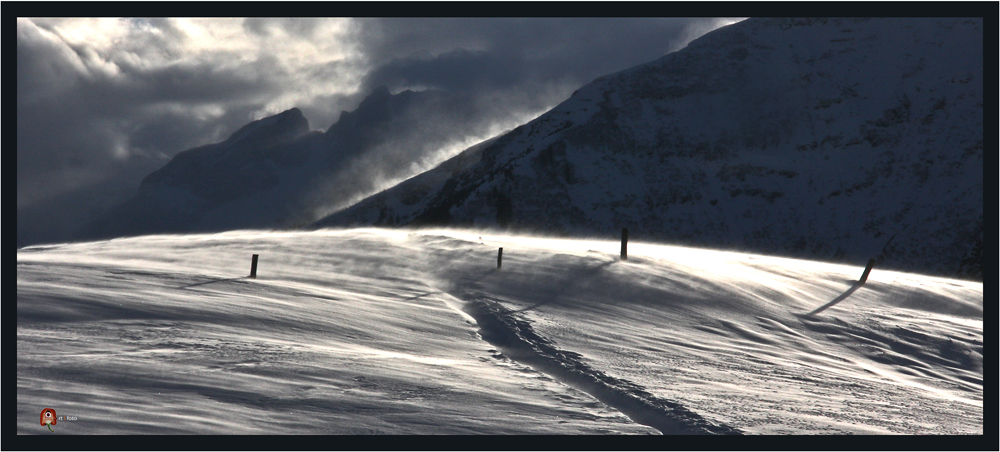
17, 228, 983, 436
314, 18, 983, 281
77, 86, 505, 241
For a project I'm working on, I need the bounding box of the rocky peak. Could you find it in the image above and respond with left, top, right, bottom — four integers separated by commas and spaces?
226, 108, 310, 148
328, 85, 419, 133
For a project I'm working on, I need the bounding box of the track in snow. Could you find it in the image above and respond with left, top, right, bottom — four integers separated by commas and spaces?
462, 295, 742, 435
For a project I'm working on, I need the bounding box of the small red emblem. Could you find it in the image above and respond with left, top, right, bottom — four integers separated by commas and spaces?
40, 408, 57, 432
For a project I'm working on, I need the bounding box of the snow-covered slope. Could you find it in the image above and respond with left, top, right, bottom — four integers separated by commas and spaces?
18, 228, 982, 435
77, 87, 509, 242
315, 18, 983, 280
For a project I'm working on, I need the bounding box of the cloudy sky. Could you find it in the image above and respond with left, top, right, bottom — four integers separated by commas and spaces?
17, 15, 742, 245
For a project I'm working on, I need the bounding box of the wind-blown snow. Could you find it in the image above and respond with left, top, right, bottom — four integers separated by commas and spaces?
17, 228, 982, 434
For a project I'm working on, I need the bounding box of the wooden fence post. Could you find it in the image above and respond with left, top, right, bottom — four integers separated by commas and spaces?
497, 247, 503, 270
807, 258, 878, 316
621, 228, 628, 261
250, 254, 259, 279
858, 258, 876, 284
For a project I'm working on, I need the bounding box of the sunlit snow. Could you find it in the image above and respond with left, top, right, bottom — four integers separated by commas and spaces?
17, 228, 982, 434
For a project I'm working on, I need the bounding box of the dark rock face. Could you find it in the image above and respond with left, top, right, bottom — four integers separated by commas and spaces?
316, 18, 983, 281
139, 108, 311, 206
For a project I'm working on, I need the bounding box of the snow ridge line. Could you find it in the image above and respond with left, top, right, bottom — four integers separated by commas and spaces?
462, 297, 742, 435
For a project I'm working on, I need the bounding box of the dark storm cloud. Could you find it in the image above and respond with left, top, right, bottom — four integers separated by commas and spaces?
16, 17, 336, 245
354, 18, 733, 96
18, 20, 254, 174
17, 18, 355, 174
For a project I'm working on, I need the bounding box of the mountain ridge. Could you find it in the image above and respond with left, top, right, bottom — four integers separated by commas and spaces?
314, 17, 983, 280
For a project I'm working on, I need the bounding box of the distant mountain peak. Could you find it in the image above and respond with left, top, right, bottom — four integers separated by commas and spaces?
227, 107, 310, 146
327, 84, 448, 135
369, 84, 392, 97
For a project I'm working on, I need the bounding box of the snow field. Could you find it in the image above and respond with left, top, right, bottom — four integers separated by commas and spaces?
18, 228, 981, 435
17, 230, 653, 435
419, 229, 982, 434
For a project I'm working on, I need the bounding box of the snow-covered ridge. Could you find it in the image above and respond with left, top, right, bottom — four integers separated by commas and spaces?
18, 228, 982, 434
315, 17, 983, 280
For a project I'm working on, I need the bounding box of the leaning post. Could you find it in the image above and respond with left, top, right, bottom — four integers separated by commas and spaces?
250, 254, 259, 279
858, 258, 876, 284
497, 247, 503, 270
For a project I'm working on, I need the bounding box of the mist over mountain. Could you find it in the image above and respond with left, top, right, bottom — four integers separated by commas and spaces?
314, 17, 983, 280
78, 86, 510, 241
